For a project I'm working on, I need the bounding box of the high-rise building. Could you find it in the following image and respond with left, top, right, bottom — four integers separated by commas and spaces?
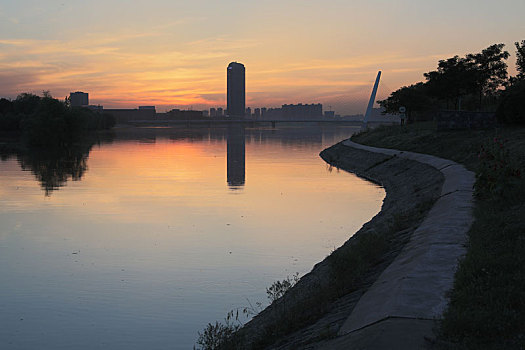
69, 91, 88, 107
227, 62, 245, 117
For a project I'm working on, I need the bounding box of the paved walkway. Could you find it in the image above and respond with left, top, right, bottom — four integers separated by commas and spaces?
336, 140, 475, 347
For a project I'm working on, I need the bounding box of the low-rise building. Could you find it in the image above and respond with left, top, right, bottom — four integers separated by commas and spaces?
281, 103, 322, 120
70, 91, 89, 107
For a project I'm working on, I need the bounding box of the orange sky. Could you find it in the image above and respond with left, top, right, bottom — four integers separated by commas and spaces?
1, 0, 524, 114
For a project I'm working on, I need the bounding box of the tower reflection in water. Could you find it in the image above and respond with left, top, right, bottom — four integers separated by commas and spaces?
227, 124, 245, 189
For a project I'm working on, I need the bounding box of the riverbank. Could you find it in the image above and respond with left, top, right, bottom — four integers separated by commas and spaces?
234, 122, 525, 349
332, 139, 474, 348
351, 123, 525, 349
233, 140, 445, 348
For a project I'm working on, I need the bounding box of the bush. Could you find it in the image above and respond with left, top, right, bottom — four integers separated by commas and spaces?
475, 137, 522, 200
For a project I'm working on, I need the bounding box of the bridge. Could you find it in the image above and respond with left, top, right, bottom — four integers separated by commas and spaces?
123, 118, 383, 128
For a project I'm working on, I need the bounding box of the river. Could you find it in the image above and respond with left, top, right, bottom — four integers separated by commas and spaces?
0, 124, 384, 349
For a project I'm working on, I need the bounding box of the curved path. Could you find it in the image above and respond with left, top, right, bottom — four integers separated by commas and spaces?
333, 140, 475, 348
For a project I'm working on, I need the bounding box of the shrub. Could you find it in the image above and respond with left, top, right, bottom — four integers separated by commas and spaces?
475, 137, 521, 200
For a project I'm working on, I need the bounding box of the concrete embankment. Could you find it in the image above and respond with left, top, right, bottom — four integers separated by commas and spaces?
322, 140, 475, 349
237, 140, 454, 349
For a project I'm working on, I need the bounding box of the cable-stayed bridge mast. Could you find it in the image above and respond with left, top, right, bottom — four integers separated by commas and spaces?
363, 71, 381, 129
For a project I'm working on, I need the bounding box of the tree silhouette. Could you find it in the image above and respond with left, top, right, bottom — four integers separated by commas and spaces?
378, 83, 433, 123
381, 42, 512, 114
424, 56, 477, 110
1, 92, 115, 144
515, 40, 525, 80
496, 41, 525, 125
466, 43, 509, 106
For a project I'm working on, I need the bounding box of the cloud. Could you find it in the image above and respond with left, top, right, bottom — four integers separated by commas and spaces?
185, 36, 260, 52
0, 70, 41, 97
0, 32, 450, 114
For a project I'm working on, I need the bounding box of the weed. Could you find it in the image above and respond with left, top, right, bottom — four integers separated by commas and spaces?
266, 272, 299, 303
196, 320, 241, 350
196, 274, 300, 349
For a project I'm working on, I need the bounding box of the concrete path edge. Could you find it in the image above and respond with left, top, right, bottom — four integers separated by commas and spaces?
338, 140, 475, 336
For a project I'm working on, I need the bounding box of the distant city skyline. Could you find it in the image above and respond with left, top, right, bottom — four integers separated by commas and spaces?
0, 1, 524, 114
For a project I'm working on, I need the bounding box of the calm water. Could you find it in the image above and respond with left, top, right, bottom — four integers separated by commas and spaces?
0, 125, 384, 349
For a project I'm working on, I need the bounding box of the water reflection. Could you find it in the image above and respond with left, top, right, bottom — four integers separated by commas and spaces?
0, 124, 371, 197
227, 124, 245, 189
0, 133, 114, 196
0, 124, 385, 349
1, 124, 362, 196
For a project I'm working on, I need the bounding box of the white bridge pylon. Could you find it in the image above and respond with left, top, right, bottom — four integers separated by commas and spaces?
363, 71, 381, 129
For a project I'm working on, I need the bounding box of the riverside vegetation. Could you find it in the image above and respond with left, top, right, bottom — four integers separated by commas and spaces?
196, 274, 300, 350
378, 41, 525, 124
0, 92, 115, 147
0, 92, 116, 195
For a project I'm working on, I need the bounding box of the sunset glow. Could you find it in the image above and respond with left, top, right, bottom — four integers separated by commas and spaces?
1, 0, 524, 114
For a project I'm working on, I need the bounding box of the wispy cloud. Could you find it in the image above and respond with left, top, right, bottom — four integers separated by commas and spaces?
0, 34, 477, 113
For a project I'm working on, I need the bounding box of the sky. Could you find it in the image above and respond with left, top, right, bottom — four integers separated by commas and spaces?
1, 0, 524, 115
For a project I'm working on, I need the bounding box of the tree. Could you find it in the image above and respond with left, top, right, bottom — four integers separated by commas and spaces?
22, 95, 72, 146
496, 79, 525, 124
378, 82, 433, 123
424, 56, 477, 109
515, 40, 525, 80
466, 43, 509, 106
0, 98, 14, 115
0, 98, 17, 130
13, 93, 41, 115
1, 92, 116, 140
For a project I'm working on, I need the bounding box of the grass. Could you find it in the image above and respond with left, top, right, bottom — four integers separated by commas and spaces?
352, 122, 525, 171
352, 122, 525, 349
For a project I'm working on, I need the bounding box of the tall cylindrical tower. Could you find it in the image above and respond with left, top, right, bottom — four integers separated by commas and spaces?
227, 62, 245, 117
